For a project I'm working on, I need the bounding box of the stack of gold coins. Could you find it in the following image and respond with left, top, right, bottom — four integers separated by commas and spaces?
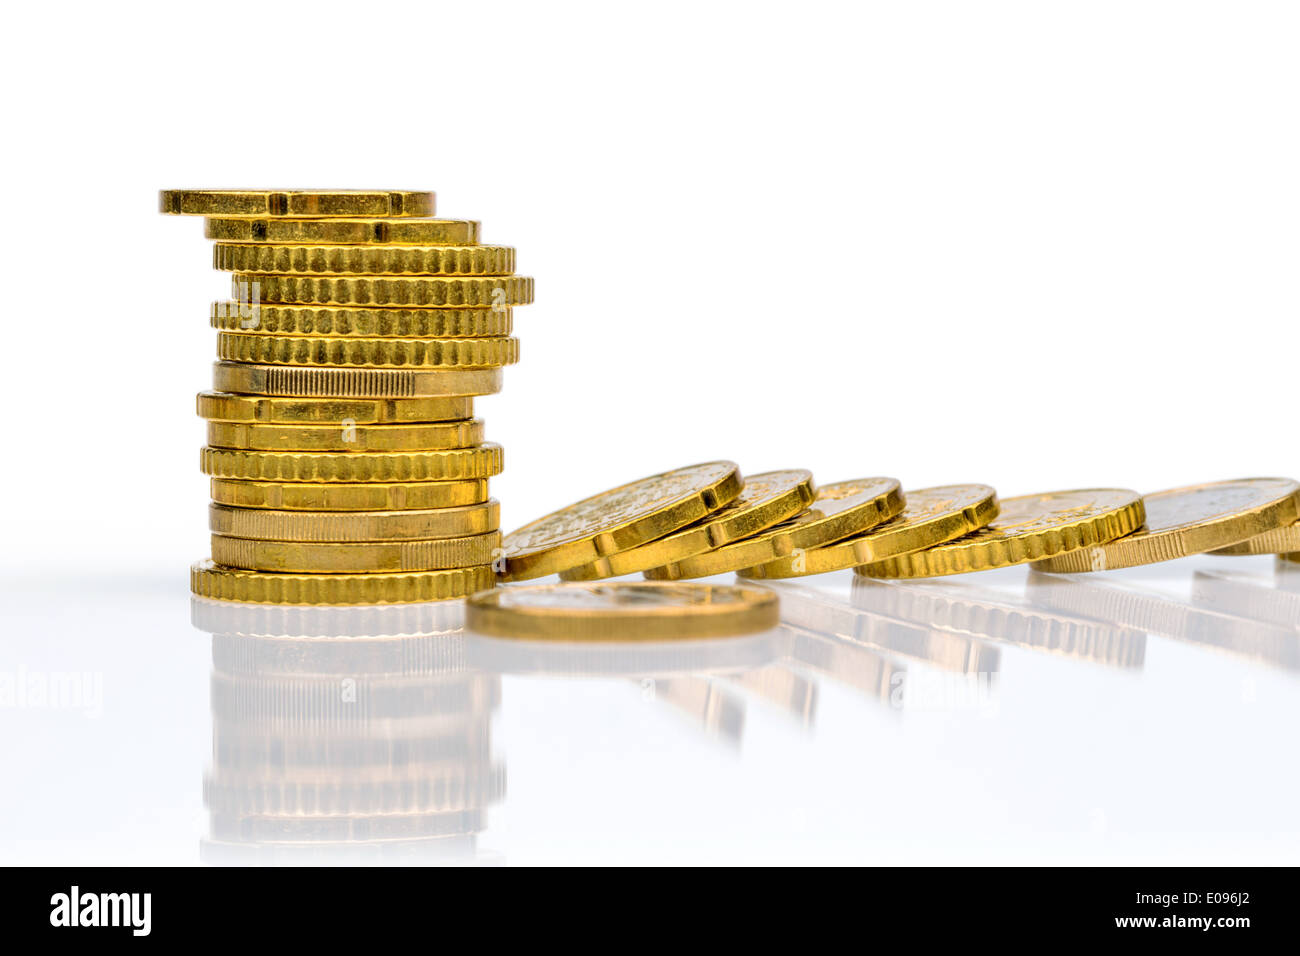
160, 189, 533, 605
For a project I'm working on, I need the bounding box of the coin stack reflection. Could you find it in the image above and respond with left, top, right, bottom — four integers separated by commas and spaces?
194, 600, 504, 864
160, 189, 534, 605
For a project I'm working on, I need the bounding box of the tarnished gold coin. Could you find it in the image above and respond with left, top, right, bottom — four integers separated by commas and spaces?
200, 444, 503, 482
466, 582, 779, 640
644, 477, 904, 581
196, 392, 472, 425
1034, 478, 1300, 572
206, 419, 484, 452
216, 333, 519, 369
1212, 521, 1300, 556
740, 484, 999, 579
205, 217, 479, 245
210, 303, 512, 337
240, 273, 533, 308
857, 488, 1145, 578
499, 461, 744, 582
559, 470, 816, 581
211, 362, 503, 398
160, 189, 434, 218
211, 531, 501, 572
215, 243, 516, 276
210, 477, 489, 511
190, 560, 492, 605
209, 501, 499, 542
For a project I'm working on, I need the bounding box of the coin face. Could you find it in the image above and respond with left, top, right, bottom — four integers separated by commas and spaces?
1034, 478, 1300, 572
559, 469, 816, 581
466, 581, 779, 640
858, 488, 1145, 578
500, 461, 743, 581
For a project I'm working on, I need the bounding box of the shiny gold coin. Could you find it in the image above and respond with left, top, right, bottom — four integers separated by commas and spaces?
215, 243, 515, 277
1212, 520, 1300, 555
216, 333, 519, 369
209, 501, 499, 542
499, 461, 744, 582
466, 581, 779, 640
160, 189, 434, 218
559, 469, 816, 581
206, 419, 484, 452
1033, 478, 1300, 572
196, 391, 472, 425
857, 488, 1145, 579
210, 477, 488, 511
644, 477, 904, 581
210, 303, 512, 337
211, 531, 501, 572
200, 444, 503, 482
740, 484, 1000, 579
190, 560, 492, 605
239, 273, 533, 308
205, 217, 478, 245
211, 362, 503, 397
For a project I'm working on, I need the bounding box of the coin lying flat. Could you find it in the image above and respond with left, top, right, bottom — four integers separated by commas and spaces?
466, 581, 779, 640
215, 333, 518, 369
190, 560, 492, 605
211, 531, 501, 572
558, 469, 816, 581
214, 243, 515, 277
196, 392, 473, 425
644, 477, 904, 581
858, 488, 1145, 578
1034, 478, 1300, 572
160, 189, 435, 218
1212, 520, 1300, 555
211, 362, 503, 398
200, 444, 503, 482
205, 216, 479, 245
209, 501, 499, 542
739, 484, 999, 579
209, 302, 513, 337
206, 419, 485, 452
209, 477, 490, 512
240, 273, 534, 308
500, 461, 743, 582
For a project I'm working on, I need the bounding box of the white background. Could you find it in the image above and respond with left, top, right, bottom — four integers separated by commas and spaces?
1, 0, 1297, 576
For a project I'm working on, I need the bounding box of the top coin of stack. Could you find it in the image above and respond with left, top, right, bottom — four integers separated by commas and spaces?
160, 189, 534, 605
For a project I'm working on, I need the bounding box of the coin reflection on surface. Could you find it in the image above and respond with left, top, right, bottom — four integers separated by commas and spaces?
193, 598, 503, 865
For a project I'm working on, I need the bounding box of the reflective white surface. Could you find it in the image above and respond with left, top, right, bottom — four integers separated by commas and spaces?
2, 554, 1298, 865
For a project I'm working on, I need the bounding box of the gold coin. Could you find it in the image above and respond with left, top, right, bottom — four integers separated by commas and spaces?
239, 273, 533, 307
200, 444, 503, 482
206, 419, 484, 452
740, 484, 999, 579
857, 488, 1145, 578
644, 477, 904, 581
499, 461, 744, 582
160, 189, 434, 218
214, 243, 515, 277
210, 477, 489, 511
205, 217, 478, 245
209, 501, 499, 541
1033, 478, 1300, 572
466, 581, 779, 640
211, 362, 503, 397
215, 333, 519, 369
559, 469, 816, 581
1212, 521, 1300, 555
211, 531, 501, 572
210, 303, 512, 337
190, 560, 492, 605
196, 391, 472, 425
